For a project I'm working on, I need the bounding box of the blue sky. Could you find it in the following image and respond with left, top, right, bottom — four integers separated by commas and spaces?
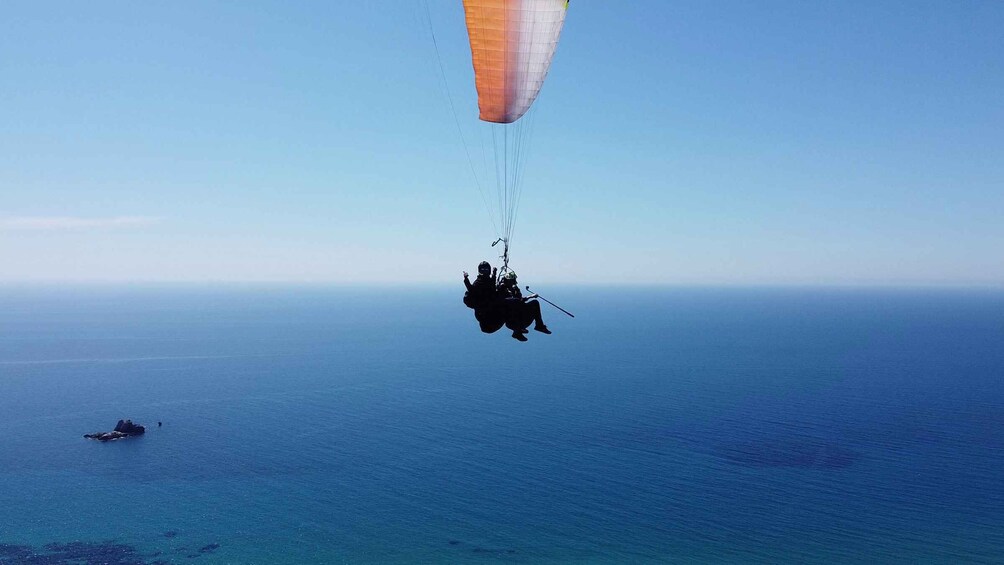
2, 1, 1002, 285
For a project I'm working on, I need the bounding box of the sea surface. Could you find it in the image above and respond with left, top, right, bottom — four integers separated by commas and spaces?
1, 286, 1003, 564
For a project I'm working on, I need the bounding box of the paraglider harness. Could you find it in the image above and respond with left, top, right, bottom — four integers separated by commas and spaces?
492, 237, 513, 280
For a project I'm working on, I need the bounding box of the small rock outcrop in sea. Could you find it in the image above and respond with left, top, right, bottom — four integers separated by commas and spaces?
84, 419, 146, 441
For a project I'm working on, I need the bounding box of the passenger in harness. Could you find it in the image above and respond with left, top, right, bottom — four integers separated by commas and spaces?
498, 271, 550, 341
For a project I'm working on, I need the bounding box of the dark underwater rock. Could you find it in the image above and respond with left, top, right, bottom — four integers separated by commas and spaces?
716, 438, 860, 469
40, 541, 147, 564
198, 543, 220, 554
0, 543, 33, 560
471, 546, 518, 555
162, 531, 178, 539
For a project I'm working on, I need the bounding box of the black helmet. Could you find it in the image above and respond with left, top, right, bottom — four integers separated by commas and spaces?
478, 261, 491, 275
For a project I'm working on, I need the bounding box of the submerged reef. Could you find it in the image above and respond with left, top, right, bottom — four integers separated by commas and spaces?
716, 438, 860, 469
0, 541, 166, 565
445, 540, 518, 556
1, 538, 220, 565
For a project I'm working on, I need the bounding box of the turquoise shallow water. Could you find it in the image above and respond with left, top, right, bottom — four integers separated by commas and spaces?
1, 286, 1003, 564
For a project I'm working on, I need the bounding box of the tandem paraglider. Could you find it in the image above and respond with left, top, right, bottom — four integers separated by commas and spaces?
424, 0, 575, 336
464, 262, 551, 341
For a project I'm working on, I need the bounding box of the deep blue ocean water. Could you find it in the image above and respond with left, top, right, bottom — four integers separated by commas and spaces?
1, 286, 1003, 564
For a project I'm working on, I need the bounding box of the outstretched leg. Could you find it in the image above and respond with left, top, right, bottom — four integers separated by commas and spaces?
524, 300, 550, 333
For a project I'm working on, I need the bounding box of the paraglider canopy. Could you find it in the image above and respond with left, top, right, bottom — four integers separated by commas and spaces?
463, 0, 570, 124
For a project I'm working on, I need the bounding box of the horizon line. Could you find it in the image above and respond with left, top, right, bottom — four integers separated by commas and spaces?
0, 280, 1002, 290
